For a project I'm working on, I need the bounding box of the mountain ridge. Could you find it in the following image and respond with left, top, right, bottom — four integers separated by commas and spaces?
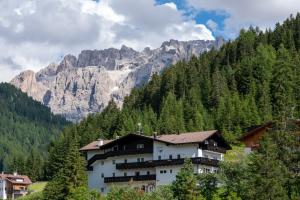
11, 38, 225, 121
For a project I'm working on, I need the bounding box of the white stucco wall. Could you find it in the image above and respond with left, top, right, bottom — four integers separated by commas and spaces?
87, 151, 155, 193
0, 178, 7, 200
153, 141, 198, 160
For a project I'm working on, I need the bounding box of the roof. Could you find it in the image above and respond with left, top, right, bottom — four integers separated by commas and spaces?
80, 139, 113, 151
0, 173, 32, 185
240, 121, 273, 141
81, 130, 221, 151
155, 130, 218, 144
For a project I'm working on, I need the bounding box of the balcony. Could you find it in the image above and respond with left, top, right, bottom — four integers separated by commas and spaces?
201, 144, 227, 153
87, 148, 153, 167
104, 174, 156, 183
116, 157, 219, 169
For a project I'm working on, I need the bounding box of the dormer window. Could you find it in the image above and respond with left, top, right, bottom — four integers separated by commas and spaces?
204, 140, 209, 145
137, 144, 144, 149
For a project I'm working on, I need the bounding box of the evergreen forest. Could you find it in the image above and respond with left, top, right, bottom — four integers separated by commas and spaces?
0, 83, 69, 181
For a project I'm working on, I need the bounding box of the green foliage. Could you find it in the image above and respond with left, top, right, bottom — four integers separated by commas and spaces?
43, 129, 87, 200
0, 83, 68, 181
105, 186, 144, 200
171, 159, 198, 200
197, 173, 218, 200
18, 192, 44, 200
65, 14, 300, 147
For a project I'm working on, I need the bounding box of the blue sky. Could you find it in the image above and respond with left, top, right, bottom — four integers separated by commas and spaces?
156, 0, 228, 38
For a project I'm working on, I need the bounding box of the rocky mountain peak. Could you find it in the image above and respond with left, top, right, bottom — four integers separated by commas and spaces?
11, 38, 224, 121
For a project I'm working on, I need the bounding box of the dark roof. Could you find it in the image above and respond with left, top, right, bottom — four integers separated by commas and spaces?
0, 173, 32, 185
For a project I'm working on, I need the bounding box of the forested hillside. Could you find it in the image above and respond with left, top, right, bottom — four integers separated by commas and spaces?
40, 14, 300, 200
0, 83, 68, 181
74, 14, 300, 144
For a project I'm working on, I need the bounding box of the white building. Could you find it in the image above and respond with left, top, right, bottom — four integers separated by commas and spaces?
80, 130, 231, 194
0, 172, 32, 199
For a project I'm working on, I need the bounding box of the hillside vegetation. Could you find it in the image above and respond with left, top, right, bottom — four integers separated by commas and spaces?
74, 14, 300, 144
0, 83, 68, 181
41, 14, 300, 200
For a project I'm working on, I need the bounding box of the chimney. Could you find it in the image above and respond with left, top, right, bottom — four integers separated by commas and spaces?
13, 172, 17, 176
153, 132, 157, 139
97, 138, 104, 147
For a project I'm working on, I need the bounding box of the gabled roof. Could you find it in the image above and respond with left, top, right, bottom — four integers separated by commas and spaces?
80, 139, 113, 151
240, 121, 273, 141
0, 173, 32, 185
81, 130, 229, 151
155, 130, 218, 144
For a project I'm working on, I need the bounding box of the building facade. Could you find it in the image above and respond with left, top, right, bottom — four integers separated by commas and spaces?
0, 173, 32, 199
81, 131, 231, 194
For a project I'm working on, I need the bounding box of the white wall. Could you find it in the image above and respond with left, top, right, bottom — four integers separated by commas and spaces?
0, 178, 7, 200
202, 150, 223, 160
87, 151, 155, 194
153, 141, 198, 160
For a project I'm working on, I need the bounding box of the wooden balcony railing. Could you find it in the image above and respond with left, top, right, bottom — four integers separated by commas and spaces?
116, 157, 219, 169
87, 148, 153, 168
201, 145, 227, 153
104, 174, 156, 183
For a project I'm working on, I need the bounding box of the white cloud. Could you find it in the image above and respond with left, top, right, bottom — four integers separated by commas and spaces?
0, 0, 214, 82
188, 0, 300, 38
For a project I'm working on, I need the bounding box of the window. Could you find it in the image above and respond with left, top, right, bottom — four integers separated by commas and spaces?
141, 158, 144, 162
113, 173, 115, 177
101, 188, 104, 193
113, 145, 118, 151
213, 156, 217, 160
101, 173, 104, 178
177, 154, 181, 159
170, 169, 173, 173
160, 170, 164, 174
164, 170, 167, 173
123, 145, 126, 150
214, 169, 218, 173
101, 161, 104, 165
204, 140, 209, 145
124, 159, 127, 163
135, 171, 140, 176
112, 160, 116, 164
169, 154, 172, 159
204, 154, 208, 158
204, 168, 211, 173
124, 172, 127, 176
137, 144, 144, 149
214, 142, 217, 146
137, 158, 140, 162
158, 155, 161, 160
147, 171, 150, 175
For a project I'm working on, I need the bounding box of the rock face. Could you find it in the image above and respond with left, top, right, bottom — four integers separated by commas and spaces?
11, 38, 224, 121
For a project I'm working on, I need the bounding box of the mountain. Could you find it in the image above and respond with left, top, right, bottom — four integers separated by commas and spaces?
11, 38, 224, 121
68, 14, 300, 143
0, 83, 68, 180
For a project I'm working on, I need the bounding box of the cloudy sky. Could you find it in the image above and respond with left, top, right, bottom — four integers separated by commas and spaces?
0, 0, 299, 82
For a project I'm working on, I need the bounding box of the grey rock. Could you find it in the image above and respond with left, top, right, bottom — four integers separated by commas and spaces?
11, 39, 224, 122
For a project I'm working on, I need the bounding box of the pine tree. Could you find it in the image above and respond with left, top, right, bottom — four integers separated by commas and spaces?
271, 44, 295, 127
43, 129, 87, 200
171, 159, 197, 200
244, 135, 289, 200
